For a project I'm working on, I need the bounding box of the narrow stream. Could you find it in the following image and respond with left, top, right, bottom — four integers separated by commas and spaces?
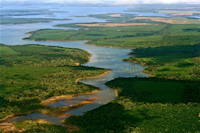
1, 41, 149, 125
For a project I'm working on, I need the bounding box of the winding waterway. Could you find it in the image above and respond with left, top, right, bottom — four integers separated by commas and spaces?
1, 6, 172, 125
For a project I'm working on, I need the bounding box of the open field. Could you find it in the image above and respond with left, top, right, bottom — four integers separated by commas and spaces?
65, 77, 200, 132
76, 23, 156, 27
0, 44, 108, 120
134, 17, 200, 24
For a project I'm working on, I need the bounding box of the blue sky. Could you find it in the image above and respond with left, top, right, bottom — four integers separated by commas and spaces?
1, 0, 200, 4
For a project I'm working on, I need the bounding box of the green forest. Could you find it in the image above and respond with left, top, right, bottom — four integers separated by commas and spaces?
65, 77, 199, 132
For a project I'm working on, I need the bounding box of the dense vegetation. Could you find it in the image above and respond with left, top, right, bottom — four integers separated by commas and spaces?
124, 44, 200, 80
49, 15, 200, 132
24, 24, 165, 47
25, 24, 199, 48
65, 77, 200, 132
0, 44, 108, 120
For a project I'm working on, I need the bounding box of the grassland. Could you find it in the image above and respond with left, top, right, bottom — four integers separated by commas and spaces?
133, 17, 200, 24
65, 77, 200, 132
0, 44, 109, 121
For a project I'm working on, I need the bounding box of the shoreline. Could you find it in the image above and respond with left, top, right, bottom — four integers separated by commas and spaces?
75, 70, 112, 82
40, 89, 100, 106
124, 59, 154, 77
0, 98, 97, 128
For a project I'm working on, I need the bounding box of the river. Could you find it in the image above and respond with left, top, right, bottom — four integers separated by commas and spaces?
0, 5, 168, 125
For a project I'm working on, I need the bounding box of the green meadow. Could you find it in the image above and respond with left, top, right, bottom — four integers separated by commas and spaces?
0, 44, 108, 120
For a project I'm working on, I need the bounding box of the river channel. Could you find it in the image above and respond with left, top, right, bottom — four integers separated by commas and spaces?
0, 6, 164, 125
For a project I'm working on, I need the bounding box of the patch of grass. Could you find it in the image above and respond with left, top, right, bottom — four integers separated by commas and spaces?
65, 77, 200, 132
0, 45, 18, 55
0, 44, 108, 119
